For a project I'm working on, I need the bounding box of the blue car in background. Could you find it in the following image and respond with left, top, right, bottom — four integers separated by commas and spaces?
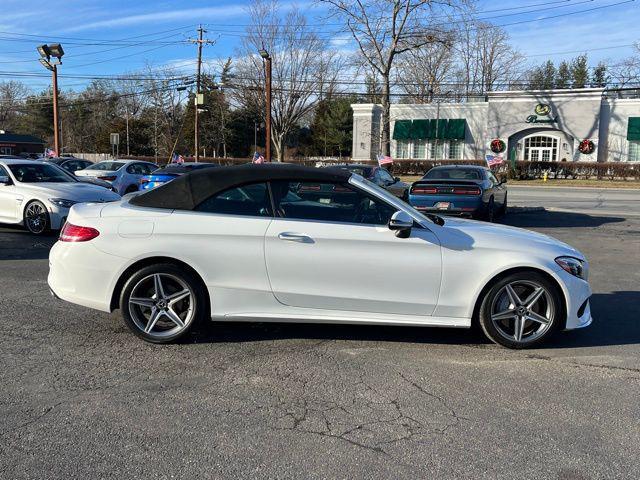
408, 165, 507, 222
139, 162, 219, 190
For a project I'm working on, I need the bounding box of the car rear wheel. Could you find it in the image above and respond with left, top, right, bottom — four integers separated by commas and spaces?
485, 198, 496, 222
120, 264, 207, 343
24, 200, 50, 235
478, 272, 562, 349
499, 194, 508, 216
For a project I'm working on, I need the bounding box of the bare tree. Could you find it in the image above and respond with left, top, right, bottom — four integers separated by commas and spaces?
231, 0, 342, 161
0, 81, 29, 130
396, 39, 455, 103
609, 43, 640, 87
321, 0, 460, 156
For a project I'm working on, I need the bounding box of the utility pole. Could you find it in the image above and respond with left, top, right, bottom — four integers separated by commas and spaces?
37, 44, 64, 156
189, 26, 216, 162
259, 49, 272, 162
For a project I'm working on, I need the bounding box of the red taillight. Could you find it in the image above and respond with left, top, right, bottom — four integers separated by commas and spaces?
411, 186, 438, 195
452, 187, 481, 195
98, 175, 116, 181
332, 185, 351, 192
59, 223, 100, 242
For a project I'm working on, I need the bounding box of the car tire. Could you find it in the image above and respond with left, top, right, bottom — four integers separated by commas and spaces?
499, 194, 508, 217
119, 263, 207, 343
23, 200, 50, 235
478, 271, 563, 349
485, 197, 496, 222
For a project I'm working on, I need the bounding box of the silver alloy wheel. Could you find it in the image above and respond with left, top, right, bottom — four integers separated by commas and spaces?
128, 273, 195, 338
25, 202, 47, 234
490, 280, 555, 344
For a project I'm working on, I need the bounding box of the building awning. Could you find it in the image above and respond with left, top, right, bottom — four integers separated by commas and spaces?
392, 120, 412, 140
628, 117, 640, 141
394, 119, 467, 140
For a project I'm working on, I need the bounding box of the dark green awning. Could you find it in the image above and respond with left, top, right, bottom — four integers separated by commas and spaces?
628, 117, 640, 141
412, 119, 431, 139
445, 119, 466, 140
392, 120, 412, 140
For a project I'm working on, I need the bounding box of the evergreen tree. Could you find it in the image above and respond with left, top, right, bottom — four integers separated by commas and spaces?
592, 62, 609, 87
555, 61, 572, 89
571, 55, 589, 88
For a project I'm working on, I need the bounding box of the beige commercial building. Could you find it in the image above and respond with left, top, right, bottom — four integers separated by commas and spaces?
351, 88, 640, 163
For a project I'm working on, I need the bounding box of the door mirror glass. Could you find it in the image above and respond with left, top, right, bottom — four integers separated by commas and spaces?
394, 177, 401, 183
0, 175, 11, 185
388, 210, 413, 238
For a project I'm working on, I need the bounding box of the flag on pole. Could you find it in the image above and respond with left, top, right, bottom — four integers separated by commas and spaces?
377, 153, 393, 166
252, 151, 265, 164
44, 148, 57, 158
171, 153, 185, 164
486, 154, 504, 167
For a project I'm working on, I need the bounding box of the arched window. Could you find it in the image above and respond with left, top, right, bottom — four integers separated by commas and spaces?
523, 135, 559, 162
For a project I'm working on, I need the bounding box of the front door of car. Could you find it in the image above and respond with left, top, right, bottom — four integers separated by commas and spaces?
0, 165, 20, 222
264, 181, 442, 316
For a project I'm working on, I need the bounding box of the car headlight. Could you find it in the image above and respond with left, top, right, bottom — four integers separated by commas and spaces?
555, 256, 586, 279
49, 198, 77, 209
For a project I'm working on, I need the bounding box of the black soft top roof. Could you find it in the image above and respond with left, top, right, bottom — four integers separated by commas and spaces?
129, 163, 351, 210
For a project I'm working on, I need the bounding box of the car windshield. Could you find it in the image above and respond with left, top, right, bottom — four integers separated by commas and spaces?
354, 175, 441, 225
86, 161, 126, 171
8, 163, 77, 183
424, 168, 481, 180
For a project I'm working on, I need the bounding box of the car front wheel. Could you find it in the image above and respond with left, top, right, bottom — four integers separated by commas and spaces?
120, 264, 207, 343
478, 272, 563, 349
24, 200, 50, 235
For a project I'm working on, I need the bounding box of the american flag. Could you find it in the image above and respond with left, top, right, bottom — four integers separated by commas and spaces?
486, 154, 504, 167
45, 148, 57, 158
171, 153, 185, 164
377, 153, 393, 166
252, 151, 265, 164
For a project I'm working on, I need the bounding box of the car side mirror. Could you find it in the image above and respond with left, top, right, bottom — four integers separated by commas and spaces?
499, 179, 507, 185
388, 210, 413, 238
394, 177, 401, 183
0, 175, 11, 185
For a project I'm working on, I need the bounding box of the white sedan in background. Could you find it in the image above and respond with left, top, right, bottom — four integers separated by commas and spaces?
0, 159, 120, 234
75, 159, 158, 195
48, 164, 592, 349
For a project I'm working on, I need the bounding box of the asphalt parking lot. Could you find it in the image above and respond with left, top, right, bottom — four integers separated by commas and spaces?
1, 186, 639, 479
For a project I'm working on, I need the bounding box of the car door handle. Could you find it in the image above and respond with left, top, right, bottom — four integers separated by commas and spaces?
278, 232, 314, 244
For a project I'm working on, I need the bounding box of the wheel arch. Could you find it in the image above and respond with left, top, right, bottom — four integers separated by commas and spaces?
470, 266, 568, 329
109, 256, 210, 313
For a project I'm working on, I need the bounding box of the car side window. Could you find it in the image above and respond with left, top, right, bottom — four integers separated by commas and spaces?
0, 164, 10, 180
141, 164, 156, 174
127, 163, 148, 175
271, 181, 396, 226
195, 182, 272, 217
487, 171, 499, 185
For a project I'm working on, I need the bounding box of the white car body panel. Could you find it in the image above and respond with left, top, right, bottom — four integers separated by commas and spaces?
0, 160, 120, 229
48, 175, 593, 333
75, 160, 157, 196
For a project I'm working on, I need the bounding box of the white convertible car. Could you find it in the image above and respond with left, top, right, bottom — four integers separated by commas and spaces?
48, 164, 592, 348
0, 159, 120, 234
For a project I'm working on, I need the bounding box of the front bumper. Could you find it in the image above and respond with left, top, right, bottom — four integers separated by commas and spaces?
556, 267, 593, 330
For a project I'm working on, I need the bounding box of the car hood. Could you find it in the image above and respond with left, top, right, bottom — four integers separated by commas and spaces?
438, 216, 584, 260
17, 182, 121, 202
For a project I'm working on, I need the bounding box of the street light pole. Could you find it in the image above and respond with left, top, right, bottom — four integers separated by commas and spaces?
37, 44, 64, 156
51, 64, 60, 156
259, 49, 272, 162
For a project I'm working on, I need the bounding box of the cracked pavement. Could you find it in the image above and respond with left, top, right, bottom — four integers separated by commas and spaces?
1, 190, 639, 479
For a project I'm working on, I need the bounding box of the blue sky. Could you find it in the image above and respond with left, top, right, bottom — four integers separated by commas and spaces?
1, 0, 638, 91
